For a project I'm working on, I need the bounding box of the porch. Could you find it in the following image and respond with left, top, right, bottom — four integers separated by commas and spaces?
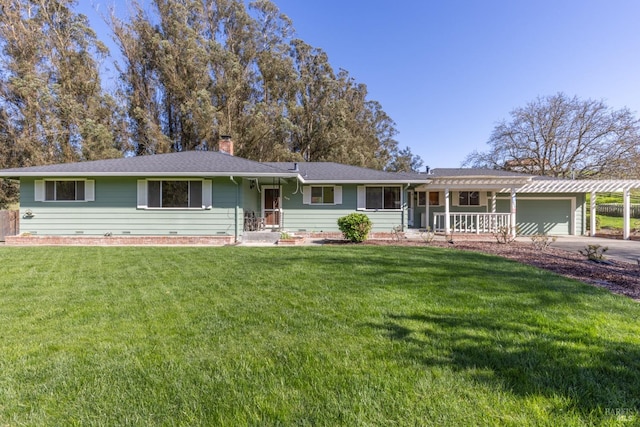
432, 212, 512, 234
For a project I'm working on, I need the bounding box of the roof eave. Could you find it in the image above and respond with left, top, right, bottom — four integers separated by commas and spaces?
0, 171, 300, 178
298, 179, 426, 185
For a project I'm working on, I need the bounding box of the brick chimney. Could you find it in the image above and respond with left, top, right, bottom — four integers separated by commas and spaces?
219, 135, 234, 156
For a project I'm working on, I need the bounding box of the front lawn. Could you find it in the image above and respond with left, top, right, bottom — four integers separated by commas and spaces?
1, 246, 639, 425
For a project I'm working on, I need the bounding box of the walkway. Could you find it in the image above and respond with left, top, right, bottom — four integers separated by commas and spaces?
530, 235, 640, 264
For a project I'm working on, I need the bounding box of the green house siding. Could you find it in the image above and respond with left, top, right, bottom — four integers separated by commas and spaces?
279, 183, 407, 233
23, 175, 594, 237
19, 177, 242, 237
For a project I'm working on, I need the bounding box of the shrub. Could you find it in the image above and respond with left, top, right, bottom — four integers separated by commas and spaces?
391, 225, 403, 242
579, 244, 608, 261
337, 213, 372, 243
420, 227, 435, 244
493, 226, 517, 244
530, 234, 557, 251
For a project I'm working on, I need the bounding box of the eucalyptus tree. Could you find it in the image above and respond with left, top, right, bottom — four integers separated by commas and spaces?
386, 146, 424, 172
287, 39, 338, 162
465, 93, 640, 178
0, 0, 125, 166
111, 0, 415, 170
235, 0, 298, 161
111, 7, 170, 155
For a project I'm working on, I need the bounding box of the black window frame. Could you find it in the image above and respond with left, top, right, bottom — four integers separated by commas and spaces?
147, 180, 203, 209
459, 191, 480, 206
365, 186, 402, 210
44, 180, 86, 201
310, 186, 335, 205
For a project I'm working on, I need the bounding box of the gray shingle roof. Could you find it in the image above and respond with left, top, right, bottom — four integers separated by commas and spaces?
0, 152, 531, 184
430, 168, 533, 178
264, 162, 425, 183
0, 151, 296, 177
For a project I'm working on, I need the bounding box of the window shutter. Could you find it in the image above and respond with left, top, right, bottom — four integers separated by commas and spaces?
357, 186, 366, 210
302, 186, 311, 204
85, 180, 95, 201
137, 180, 147, 208
203, 180, 212, 209
34, 180, 45, 201
334, 186, 342, 205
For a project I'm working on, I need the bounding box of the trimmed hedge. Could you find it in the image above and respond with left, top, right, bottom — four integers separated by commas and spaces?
337, 213, 372, 243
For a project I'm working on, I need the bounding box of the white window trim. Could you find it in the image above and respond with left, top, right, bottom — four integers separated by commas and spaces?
137, 178, 212, 210
357, 185, 403, 211
429, 191, 443, 207
302, 185, 342, 205
35, 179, 94, 202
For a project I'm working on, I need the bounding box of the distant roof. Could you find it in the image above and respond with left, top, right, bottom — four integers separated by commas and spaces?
264, 162, 423, 183
0, 151, 296, 178
430, 168, 533, 178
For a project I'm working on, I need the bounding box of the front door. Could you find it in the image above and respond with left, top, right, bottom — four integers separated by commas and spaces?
262, 186, 281, 228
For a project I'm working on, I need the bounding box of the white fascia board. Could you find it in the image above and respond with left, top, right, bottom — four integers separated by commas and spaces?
3, 172, 300, 178
298, 179, 426, 185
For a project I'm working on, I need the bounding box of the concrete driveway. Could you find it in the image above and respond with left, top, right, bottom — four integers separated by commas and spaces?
524, 235, 640, 264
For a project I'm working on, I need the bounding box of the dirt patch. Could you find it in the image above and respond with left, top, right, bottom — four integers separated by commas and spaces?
327, 238, 640, 301
595, 229, 640, 241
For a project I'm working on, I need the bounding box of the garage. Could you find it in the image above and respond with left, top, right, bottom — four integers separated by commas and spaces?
516, 199, 572, 235
497, 198, 574, 235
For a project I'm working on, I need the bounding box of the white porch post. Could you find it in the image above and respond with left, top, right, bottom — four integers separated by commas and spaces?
425, 192, 430, 230
623, 188, 631, 240
444, 188, 450, 234
491, 192, 496, 213
590, 191, 597, 237
510, 188, 517, 238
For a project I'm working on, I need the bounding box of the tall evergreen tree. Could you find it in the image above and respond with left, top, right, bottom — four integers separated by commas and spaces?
0, 0, 125, 167
110, 0, 419, 169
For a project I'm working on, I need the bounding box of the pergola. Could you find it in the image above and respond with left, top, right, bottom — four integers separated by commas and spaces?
516, 179, 640, 240
417, 175, 533, 237
416, 174, 640, 240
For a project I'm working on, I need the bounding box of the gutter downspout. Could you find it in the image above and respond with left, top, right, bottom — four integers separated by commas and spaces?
230, 176, 239, 243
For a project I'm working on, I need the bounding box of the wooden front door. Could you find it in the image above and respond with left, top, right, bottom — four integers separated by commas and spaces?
262, 186, 281, 228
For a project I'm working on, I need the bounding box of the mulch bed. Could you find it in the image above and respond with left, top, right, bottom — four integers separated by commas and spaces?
327, 238, 640, 301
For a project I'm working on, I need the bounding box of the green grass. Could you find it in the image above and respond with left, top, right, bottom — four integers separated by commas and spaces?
585, 191, 640, 232
593, 192, 640, 204
586, 215, 640, 231
1, 246, 639, 426
597, 215, 626, 230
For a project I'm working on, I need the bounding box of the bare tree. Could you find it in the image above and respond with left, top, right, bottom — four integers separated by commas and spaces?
464, 93, 640, 178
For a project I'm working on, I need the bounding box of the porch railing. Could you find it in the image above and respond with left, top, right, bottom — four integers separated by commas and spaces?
433, 212, 511, 234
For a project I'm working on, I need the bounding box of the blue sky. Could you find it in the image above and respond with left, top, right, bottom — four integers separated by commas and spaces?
79, 0, 640, 168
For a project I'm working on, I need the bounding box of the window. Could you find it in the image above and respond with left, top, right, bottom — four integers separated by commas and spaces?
311, 186, 334, 204
417, 192, 426, 206
46, 180, 84, 201
138, 179, 211, 209
147, 180, 203, 208
359, 186, 402, 210
459, 191, 480, 206
35, 180, 94, 202
429, 191, 440, 206
302, 186, 342, 205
